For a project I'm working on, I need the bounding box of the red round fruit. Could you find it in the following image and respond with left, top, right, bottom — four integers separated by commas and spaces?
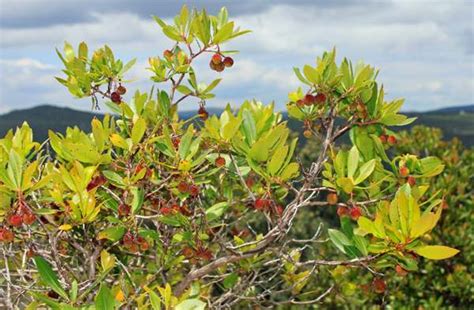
327, 193, 338, 205
254, 198, 269, 211
122, 232, 134, 246
215, 62, 225, 72
22, 212, 36, 225
223, 56, 234, 67
209, 60, 218, 71
212, 53, 222, 64
177, 181, 189, 194
407, 176, 416, 186
215, 156, 226, 167
315, 93, 327, 104
399, 166, 409, 177
372, 278, 386, 294
8, 214, 23, 227
171, 204, 181, 213
189, 185, 200, 197
118, 204, 131, 217
350, 206, 362, 220
379, 134, 387, 144
160, 207, 172, 215
395, 264, 408, 277
182, 247, 194, 258
0, 228, 14, 243
387, 135, 397, 145
198, 106, 209, 120
296, 99, 305, 107
117, 85, 127, 95
111, 92, 122, 103
304, 94, 315, 106
337, 206, 349, 217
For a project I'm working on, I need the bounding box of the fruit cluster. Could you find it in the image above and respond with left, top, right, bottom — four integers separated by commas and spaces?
122, 231, 149, 253
253, 197, 284, 216
7, 203, 36, 227
182, 245, 213, 262
111, 84, 127, 104
379, 133, 397, 146
209, 53, 234, 72
337, 205, 362, 220
296, 93, 327, 107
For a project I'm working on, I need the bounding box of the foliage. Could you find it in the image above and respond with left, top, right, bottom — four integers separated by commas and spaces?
298, 125, 473, 308
0, 6, 461, 309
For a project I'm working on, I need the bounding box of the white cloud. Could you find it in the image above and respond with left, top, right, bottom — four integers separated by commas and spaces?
0, 1, 472, 114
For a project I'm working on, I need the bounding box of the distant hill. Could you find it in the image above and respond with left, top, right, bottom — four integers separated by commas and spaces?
1, 104, 473, 147
425, 104, 474, 114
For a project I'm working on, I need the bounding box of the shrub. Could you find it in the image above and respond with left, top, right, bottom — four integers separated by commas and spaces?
298, 125, 473, 308
0, 6, 460, 309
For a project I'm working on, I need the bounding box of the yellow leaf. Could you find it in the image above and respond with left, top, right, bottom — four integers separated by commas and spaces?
101, 250, 116, 271
110, 134, 129, 149
115, 289, 125, 302
58, 224, 72, 231
178, 160, 191, 171
414, 245, 459, 260
410, 212, 436, 238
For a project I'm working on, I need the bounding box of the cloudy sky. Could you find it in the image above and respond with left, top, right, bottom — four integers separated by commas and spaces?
0, 0, 472, 114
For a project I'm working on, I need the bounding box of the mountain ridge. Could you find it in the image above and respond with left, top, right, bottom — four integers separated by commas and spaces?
1, 104, 473, 146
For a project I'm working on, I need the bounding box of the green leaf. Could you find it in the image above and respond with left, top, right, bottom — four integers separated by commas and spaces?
148, 290, 162, 310
268, 145, 288, 176
131, 187, 145, 213
97, 226, 126, 242
110, 134, 129, 150
303, 65, 319, 84
293, 67, 310, 85
29, 292, 63, 309
328, 229, 352, 254
70, 280, 78, 302
102, 170, 125, 188
131, 118, 147, 145
213, 21, 234, 44
336, 177, 354, 194
347, 146, 359, 178
119, 58, 137, 75
78, 42, 88, 59
95, 284, 115, 310
202, 78, 222, 94
176, 85, 193, 95
178, 125, 194, 159
162, 25, 183, 41
176, 299, 206, 310
206, 202, 229, 222
414, 245, 459, 260
280, 162, 300, 181
33, 256, 69, 300
7, 149, 22, 190
223, 273, 239, 289
354, 159, 375, 184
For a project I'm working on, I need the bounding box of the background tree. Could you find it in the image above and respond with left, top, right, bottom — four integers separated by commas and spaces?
0, 6, 460, 309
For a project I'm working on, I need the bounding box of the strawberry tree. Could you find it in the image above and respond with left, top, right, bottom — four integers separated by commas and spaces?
0, 6, 459, 309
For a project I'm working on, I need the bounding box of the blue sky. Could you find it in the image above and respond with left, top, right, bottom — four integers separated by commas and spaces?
0, 0, 472, 114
